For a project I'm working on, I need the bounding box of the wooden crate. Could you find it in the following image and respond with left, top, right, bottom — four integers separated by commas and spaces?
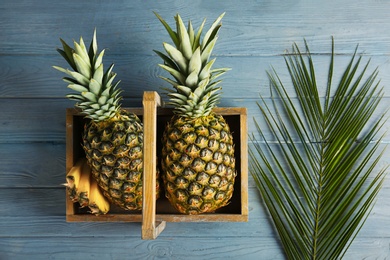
66, 92, 248, 239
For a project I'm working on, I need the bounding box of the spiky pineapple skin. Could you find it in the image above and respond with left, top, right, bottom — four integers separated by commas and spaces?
83, 109, 160, 210
161, 113, 236, 214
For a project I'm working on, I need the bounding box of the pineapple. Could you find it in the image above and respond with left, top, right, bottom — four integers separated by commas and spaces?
155, 13, 236, 214
54, 30, 159, 210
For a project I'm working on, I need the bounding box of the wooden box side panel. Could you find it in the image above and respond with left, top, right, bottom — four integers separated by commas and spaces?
239, 108, 249, 219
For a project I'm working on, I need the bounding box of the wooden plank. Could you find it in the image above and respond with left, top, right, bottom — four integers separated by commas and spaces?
1, 97, 388, 143
0, 188, 65, 217
0, 185, 389, 258
0, 237, 285, 259
0, 98, 70, 143
0, 187, 270, 236
0, 236, 389, 259
0, 186, 389, 237
0, 0, 388, 258
2, 54, 390, 99
0, 143, 65, 187
0, 142, 387, 190
1, 0, 390, 56
0, 99, 141, 143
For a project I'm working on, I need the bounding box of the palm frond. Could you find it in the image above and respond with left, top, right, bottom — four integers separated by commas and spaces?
249, 38, 388, 260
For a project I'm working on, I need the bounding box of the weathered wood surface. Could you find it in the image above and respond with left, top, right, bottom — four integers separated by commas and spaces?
0, 98, 389, 143
1, 0, 389, 258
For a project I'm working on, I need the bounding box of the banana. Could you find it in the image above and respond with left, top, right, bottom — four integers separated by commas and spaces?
88, 177, 110, 215
77, 159, 91, 208
65, 158, 110, 215
65, 158, 84, 201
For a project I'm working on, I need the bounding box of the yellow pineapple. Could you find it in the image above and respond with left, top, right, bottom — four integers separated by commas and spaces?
155, 13, 236, 214
54, 30, 159, 211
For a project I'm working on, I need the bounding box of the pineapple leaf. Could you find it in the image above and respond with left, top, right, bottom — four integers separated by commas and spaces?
198, 77, 210, 91
73, 39, 91, 68
90, 103, 100, 110
67, 83, 89, 93
201, 12, 225, 50
102, 63, 115, 86
81, 91, 97, 102
66, 94, 84, 101
62, 77, 79, 85
193, 18, 206, 52
98, 96, 107, 105
88, 28, 98, 62
55, 30, 122, 122
156, 13, 228, 118
163, 42, 188, 72
185, 71, 199, 89
188, 47, 202, 75
176, 85, 193, 96
201, 37, 218, 65
204, 80, 221, 92
160, 87, 176, 94
93, 63, 104, 84
168, 93, 187, 105
159, 76, 180, 87
199, 58, 216, 80
89, 78, 102, 96
210, 67, 231, 81
100, 103, 110, 112
94, 49, 105, 71
66, 69, 90, 86
176, 14, 193, 60
53, 62, 89, 85
158, 64, 186, 85
154, 12, 179, 48
154, 50, 179, 71
73, 53, 91, 79
188, 21, 195, 47
249, 39, 388, 260
58, 38, 77, 71
52, 65, 68, 74
192, 83, 206, 101
56, 48, 76, 71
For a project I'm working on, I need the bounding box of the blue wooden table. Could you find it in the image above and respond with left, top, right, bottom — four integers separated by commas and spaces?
1, 0, 389, 258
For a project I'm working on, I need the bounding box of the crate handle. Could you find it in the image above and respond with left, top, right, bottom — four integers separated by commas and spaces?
142, 91, 166, 239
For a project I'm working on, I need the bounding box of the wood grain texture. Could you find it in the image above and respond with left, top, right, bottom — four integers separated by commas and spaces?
0, 97, 389, 143
142, 92, 165, 239
3, 55, 390, 99
1, 187, 389, 237
1, 0, 389, 258
1, 0, 390, 56
1, 236, 389, 260
0, 143, 65, 187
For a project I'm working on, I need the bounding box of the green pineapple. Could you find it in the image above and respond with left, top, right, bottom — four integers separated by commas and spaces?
54, 30, 159, 210
155, 13, 236, 214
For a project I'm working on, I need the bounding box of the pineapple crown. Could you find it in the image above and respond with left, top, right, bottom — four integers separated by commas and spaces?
53, 29, 122, 122
154, 12, 230, 118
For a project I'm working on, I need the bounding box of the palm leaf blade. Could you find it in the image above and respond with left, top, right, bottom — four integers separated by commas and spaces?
249, 39, 387, 260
